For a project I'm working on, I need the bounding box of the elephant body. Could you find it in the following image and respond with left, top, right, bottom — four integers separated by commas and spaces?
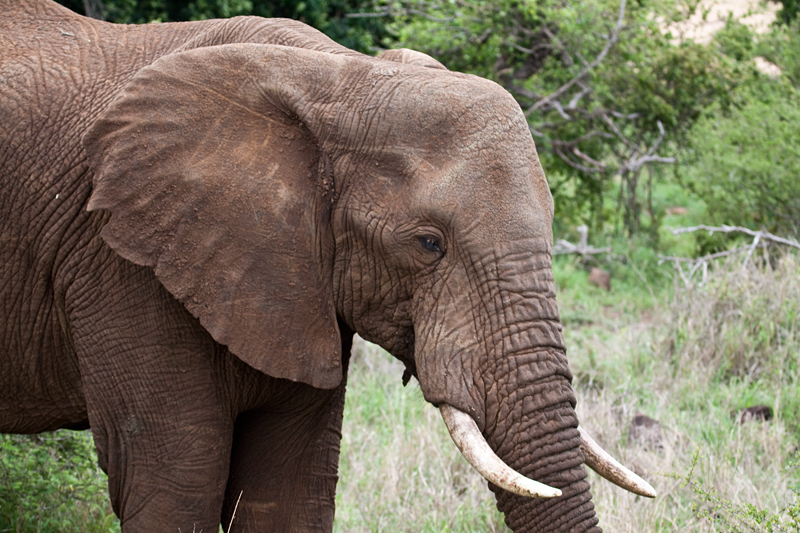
1, 4, 361, 529
1, 1, 604, 531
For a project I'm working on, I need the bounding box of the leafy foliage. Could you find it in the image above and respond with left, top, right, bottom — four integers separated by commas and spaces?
714, 16, 756, 62
757, 19, 800, 89
684, 83, 800, 238
777, 0, 800, 26
0, 432, 117, 532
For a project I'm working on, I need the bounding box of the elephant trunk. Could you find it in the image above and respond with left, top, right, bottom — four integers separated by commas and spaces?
439, 407, 656, 505
439, 404, 562, 499
483, 361, 600, 533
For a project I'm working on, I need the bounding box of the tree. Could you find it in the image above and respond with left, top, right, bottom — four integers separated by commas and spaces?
363, 0, 744, 237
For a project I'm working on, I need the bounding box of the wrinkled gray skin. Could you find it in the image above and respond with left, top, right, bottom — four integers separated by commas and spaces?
0, 0, 599, 531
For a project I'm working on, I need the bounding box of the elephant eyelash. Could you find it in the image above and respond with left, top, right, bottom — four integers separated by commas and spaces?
418, 235, 444, 255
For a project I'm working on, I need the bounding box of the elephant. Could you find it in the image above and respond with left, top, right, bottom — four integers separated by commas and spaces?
0, 1, 655, 531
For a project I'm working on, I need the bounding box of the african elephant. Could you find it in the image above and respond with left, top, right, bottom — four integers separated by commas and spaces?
0, 1, 654, 531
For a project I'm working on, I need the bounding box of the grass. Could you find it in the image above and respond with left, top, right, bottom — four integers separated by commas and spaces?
1, 251, 799, 532
335, 340, 506, 532
564, 251, 800, 532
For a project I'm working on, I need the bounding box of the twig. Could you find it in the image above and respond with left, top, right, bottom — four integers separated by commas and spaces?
554, 147, 603, 175
658, 247, 753, 264
345, 10, 391, 18
742, 232, 761, 270
600, 112, 639, 153
228, 490, 243, 531
619, 121, 675, 173
553, 225, 612, 256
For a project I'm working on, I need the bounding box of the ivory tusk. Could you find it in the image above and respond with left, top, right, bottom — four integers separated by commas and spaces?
439, 404, 562, 499
578, 426, 657, 498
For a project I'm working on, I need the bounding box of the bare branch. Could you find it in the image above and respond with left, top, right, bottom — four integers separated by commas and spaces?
508, 41, 553, 55
742, 232, 761, 269
572, 147, 607, 170
345, 10, 391, 18
553, 225, 612, 256
567, 85, 592, 110
600, 112, 639, 153
658, 247, 754, 265
405, 9, 457, 22
611, 120, 675, 174
621, 154, 676, 174
554, 147, 603, 175
661, 225, 800, 286
669, 225, 800, 250
549, 99, 571, 120
524, 0, 626, 118
609, 110, 640, 120
529, 125, 545, 138
551, 130, 614, 146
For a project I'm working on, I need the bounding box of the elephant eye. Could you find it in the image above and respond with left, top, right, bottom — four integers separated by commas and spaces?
418, 235, 443, 255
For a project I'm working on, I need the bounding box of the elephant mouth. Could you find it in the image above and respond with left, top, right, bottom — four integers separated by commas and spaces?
439, 404, 657, 499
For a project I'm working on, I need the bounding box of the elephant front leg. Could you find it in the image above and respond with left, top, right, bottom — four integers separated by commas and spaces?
76, 335, 237, 531
69, 264, 238, 532
222, 372, 349, 532
89, 405, 234, 532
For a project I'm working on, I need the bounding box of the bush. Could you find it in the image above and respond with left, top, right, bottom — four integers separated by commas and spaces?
714, 16, 755, 62
684, 84, 800, 238
757, 19, 800, 89
0, 431, 117, 532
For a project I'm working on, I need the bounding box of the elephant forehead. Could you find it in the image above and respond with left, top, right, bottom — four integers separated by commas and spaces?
401, 139, 554, 242
403, 81, 521, 141
344, 68, 522, 149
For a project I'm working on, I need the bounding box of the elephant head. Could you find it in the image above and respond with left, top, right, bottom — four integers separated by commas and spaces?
84, 43, 653, 531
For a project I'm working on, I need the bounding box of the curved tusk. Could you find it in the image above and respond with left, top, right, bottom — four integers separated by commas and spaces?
439, 404, 562, 499
578, 426, 657, 498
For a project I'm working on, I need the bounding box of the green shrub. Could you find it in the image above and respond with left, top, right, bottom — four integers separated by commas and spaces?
684, 85, 800, 238
714, 16, 755, 61
757, 20, 800, 89
0, 431, 117, 532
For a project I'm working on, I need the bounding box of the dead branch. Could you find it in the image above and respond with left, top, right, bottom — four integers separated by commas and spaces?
345, 10, 391, 18
619, 121, 675, 173
553, 225, 612, 256
658, 225, 800, 287
554, 147, 603, 175
669, 225, 800, 250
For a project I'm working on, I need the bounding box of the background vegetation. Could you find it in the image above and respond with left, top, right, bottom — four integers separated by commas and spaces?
3, 0, 799, 531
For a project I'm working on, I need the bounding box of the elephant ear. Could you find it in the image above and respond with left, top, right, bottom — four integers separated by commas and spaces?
84, 44, 344, 389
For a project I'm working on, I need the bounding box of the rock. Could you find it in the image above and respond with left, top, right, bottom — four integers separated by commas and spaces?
588, 268, 611, 291
736, 405, 773, 423
630, 413, 663, 449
